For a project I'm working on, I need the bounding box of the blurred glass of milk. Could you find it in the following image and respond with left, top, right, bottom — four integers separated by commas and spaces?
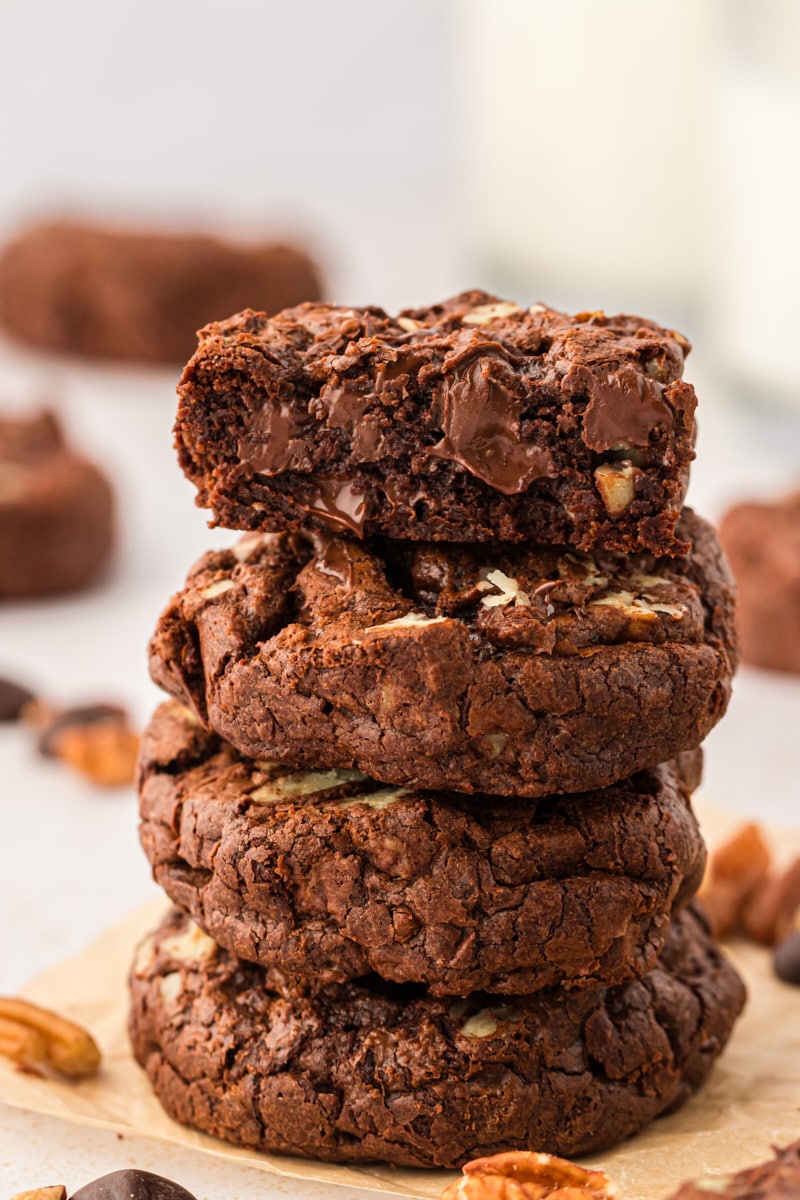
708, 0, 800, 408
460, 0, 717, 322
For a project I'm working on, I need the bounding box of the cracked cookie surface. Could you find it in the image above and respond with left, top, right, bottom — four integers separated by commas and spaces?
149, 508, 736, 797
174, 290, 696, 555
138, 701, 706, 995
129, 903, 745, 1168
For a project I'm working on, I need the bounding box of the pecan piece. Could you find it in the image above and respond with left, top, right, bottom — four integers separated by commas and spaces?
440, 1151, 617, 1200
594, 461, 638, 516
742, 856, 800, 945
0, 996, 101, 1078
10, 1189, 67, 1200
699, 822, 771, 938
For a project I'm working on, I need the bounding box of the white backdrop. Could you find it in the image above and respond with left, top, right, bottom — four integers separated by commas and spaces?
0, 0, 465, 308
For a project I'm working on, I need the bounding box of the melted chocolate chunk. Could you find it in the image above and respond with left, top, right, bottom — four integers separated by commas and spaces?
429, 343, 555, 494
0, 676, 36, 722
310, 536, 362, 587
238, 399, 312, 474
297, 476, 367, 536
564, 362, 675, 451
316, 379, 385, 461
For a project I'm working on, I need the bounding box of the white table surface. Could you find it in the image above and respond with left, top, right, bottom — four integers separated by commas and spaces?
1, 332, 799, 1196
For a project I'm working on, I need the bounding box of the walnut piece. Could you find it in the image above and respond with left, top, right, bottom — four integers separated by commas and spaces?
159, 921, 217, 964
396, 316, 424, 333
594, 461, 637, 516
479, 569, 532, 609
199, 577, 235, 599
462, 301, 521, 326
440, 1150, 617, 1200
0, 996, 101, 1078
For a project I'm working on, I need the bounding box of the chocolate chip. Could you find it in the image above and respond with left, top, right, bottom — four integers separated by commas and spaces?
0, 676, 36, 722
774, 931, 800, 985
71, 1170, 197, 1200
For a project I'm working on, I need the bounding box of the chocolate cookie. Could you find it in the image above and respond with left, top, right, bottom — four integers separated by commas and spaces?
0, 221, 322, 365
720, 492, 800, 674
129, 904, 745, 1168
0, 410, 114, 598
149, 508, 736, 797
138, 701, 706, 995
667, 1141, 800, 1200
174, 291, 696, 555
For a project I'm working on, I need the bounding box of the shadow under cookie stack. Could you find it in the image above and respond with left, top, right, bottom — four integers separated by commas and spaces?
130, 292, 746, 1168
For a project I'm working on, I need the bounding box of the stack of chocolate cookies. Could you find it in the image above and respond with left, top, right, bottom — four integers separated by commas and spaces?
130, 291, 746, 1169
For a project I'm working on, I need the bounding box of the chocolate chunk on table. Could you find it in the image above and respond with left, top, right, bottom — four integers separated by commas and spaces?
667, 1140, 800, 1199
71, 1171, 196, 1200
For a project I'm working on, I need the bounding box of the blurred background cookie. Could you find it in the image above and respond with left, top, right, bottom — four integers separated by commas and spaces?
0, 220, 323, 366
720, 492, 800, 674
0, 409, 114, 598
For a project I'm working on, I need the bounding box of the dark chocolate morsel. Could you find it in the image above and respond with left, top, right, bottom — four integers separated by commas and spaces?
71, 1170, 197, 1200
238, 399, 312, 475
0, 676, 36, 721
774, 931, 800, 985
666, 1140, 800, 1199
295, 476, 367, 537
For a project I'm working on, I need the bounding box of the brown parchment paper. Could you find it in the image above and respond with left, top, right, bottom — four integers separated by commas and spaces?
2, 804, 800, 1200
